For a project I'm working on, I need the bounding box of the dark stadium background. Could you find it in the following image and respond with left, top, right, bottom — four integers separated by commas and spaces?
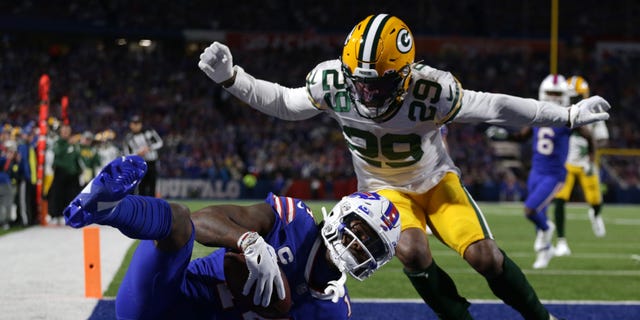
2, 1, 639, 203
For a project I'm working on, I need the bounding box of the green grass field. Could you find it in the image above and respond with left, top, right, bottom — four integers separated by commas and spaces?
106, 201, 640, 301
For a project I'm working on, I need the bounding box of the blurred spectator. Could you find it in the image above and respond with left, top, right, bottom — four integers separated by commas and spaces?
47, 124, 81, 225
0, 3, 638, 200
95, 129, 121, 169
499, 170, 526, 202
0, 137, 20, 230
15, 125, 37, 226
78, 130, 100, 187
123, 115, 163, 197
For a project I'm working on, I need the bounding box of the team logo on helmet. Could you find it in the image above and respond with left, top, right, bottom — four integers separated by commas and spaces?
397, 29, 413, 53
320, 191, 401, 280
380, 204, 400, 231
344, 26, 355, 47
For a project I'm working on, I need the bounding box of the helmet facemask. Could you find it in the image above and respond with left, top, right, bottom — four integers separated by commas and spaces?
343, 63, 411, 122
320, 192, 400, 281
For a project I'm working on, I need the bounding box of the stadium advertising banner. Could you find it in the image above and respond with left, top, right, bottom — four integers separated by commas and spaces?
158, 179, 242, 199
224, 32, 556, 54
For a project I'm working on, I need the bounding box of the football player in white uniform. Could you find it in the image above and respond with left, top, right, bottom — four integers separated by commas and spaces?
199, 14, 609, 320
553, 76, 610, 257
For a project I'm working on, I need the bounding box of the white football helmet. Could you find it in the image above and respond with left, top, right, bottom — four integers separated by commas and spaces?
538, 74, 570, 107
321, 192, 401, 281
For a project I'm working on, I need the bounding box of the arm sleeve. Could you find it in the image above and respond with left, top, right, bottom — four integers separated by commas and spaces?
224, 66, 323, 121
147, 129, 164, 150
122, 135, 132, 155
455, 90, 570, 127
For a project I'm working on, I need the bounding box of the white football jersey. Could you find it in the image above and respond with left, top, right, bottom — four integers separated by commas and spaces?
566, 120, 609, 168
306, 59, 460, 193
225, 58, 573, 194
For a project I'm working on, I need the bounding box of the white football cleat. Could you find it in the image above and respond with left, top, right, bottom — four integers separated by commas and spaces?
554, 238, 572, 257
533, 247, 554, 269
589, 208, 606, 237
534, 221, 555, 252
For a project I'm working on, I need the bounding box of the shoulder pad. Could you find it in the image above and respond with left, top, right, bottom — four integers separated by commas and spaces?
305, 59, 347, 110
410, 63, 463, 124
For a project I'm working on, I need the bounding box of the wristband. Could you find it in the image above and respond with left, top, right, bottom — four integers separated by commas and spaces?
237, 231, 259, 252
221, 69, 238, 88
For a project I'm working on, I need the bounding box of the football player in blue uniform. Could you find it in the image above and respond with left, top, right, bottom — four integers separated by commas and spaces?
63, 155, 401, 320
487, 74, 595, 269
198, 14, 608, 320
553, 76, 609, 257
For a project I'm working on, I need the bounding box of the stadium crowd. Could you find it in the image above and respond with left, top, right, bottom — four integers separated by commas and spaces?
1, 0, 636, 38
1, 1, 639, 207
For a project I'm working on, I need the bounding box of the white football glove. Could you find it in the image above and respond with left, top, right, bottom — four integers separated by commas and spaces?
568, 95, 611, 128
485, 126, 509, 140
198, 42, 235, 84
323, 272, 347, 303
238, 231, 286, 307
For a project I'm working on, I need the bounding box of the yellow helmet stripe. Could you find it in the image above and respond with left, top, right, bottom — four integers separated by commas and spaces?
358, 14, 390, 70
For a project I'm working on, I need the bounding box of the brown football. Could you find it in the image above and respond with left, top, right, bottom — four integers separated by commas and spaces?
223, 251, 292, 318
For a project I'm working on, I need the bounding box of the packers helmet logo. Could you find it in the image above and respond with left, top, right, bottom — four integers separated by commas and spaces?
344, 26, 355, 47
397, 29, 412, 53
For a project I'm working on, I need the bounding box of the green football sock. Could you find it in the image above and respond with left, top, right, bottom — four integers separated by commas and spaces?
487, 250, 550, 320
404, 261, 472, 320
592, 204, 602, 216
553, 198, 566, 238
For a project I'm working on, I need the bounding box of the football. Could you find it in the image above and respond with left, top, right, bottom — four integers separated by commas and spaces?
223, 252, 292, 317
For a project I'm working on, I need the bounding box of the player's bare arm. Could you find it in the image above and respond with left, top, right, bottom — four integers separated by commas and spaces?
191, 203, 275, 249
192, 202, 284, 306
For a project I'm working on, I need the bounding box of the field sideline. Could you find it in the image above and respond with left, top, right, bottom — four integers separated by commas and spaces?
107, 201, 640, 301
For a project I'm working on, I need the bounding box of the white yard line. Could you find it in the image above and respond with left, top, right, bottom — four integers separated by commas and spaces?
0, 225, 134, 320
351, 298, 640, 304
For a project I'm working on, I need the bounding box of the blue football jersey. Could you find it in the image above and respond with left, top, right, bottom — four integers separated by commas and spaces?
530, 127, 571, 177
117, 193, 352, 320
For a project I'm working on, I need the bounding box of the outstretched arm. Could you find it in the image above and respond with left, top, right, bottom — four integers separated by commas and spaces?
457, 90, 610, 128
198, 42, 321, 121
191, 203, 275, 249
191, 202, 285, 306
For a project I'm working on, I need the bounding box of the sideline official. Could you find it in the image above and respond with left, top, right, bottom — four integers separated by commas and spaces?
123, 115, 163, 197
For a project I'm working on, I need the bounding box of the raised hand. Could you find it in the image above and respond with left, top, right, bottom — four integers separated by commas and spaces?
568, 95, 611, 128
198, 42, 235, 84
